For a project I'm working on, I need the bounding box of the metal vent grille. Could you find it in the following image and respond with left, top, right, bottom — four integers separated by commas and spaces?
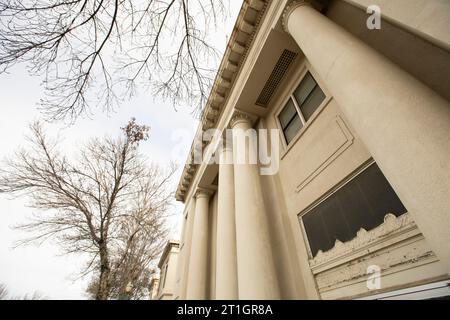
255, 49, 297, 107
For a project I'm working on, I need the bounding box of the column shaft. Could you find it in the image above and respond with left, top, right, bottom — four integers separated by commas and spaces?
216, 147, 238, 299
186, 191, 210, 299
232, 115, 281, 299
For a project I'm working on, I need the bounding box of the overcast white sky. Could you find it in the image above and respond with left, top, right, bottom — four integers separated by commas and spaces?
0, 2, 241, 299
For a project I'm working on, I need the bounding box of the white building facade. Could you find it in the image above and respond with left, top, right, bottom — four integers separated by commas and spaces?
168, 0, 450, 300
150, 240, 180, 300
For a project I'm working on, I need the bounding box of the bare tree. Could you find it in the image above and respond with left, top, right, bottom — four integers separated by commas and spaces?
108, 178, 169, 300
13, 291, 48, 300
86, 165, 171, 300
0, 284, 7, 300
0, 283, 47, 300
0, 0, 228, 122
0, 119, 176, 299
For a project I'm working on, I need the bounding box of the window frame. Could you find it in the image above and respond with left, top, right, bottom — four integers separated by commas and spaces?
274, 66, 331, 153
297, 158, 410, 259
299, 159, 376, 259
278, 98, 304, 145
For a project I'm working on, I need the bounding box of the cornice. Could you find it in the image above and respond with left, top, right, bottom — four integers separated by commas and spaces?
157, 240, 180, 268
175, 0, 271, 203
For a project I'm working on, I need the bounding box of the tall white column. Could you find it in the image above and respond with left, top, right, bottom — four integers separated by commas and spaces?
215, 145, 238, 300
231, 112, 281, 299
283, 2, 450, 272
186, 189, 211, 299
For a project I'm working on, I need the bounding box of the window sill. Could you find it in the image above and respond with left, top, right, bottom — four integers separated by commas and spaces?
309, 212, 415, 273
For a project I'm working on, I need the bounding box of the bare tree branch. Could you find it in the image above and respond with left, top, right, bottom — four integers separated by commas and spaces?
0, 283, 47, 300
0, 0, 228, 123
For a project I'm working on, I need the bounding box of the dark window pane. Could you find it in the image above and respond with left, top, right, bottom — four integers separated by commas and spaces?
278, 72, 326, 145
283, 115, 303, 144
293, 72, 316, 106
302, 205, 331, 257
293, 72, 326, 123
323, 196, 353, 244
336, 179, 379, 234
356, 164, 407, 226
300, 85, 326, 121
278, 99, 298, 129
301, 163, 407, 257
279, 99, 302, 144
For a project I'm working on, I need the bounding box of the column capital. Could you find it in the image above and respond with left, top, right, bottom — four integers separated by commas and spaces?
229, 110, 253, 129
282, 0, 314, 33
195, 188, 214, 199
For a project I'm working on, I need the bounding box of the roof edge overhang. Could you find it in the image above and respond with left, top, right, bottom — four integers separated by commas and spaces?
175, 0, 272, 203
157, 240, 180, 268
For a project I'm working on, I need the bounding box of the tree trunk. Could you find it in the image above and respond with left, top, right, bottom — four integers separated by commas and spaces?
96, 243, 111, 300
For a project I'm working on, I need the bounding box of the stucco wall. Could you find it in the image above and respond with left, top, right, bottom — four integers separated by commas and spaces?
158, 246, 180, 300
176, 200, 196, 299
341, 0, 450, 50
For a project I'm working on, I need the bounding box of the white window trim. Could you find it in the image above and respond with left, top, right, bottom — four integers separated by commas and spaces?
274, 63, 332, 159
291, 94, 307, 125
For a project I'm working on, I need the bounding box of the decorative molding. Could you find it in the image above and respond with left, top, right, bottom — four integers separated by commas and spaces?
310, 213, 416, 268
306, 212, 443, 298
282, 0, 313, 33
207, 108, 219, 120
316, 237, 436, 294
229, 110, 254, 128
296, 116, 354, 193
248, 0, 266, 11
175, 163, 198, 201
195, 188, 214, 199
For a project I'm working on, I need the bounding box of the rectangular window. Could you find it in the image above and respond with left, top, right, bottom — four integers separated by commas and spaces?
278, 71, 326, 145
301, 162, 407, 257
